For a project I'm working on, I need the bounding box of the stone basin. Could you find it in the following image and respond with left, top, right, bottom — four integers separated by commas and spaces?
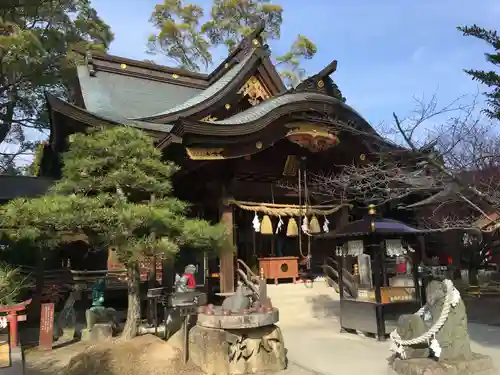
197, 307, 279, 329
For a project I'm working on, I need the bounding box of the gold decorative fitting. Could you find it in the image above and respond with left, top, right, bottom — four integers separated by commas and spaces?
360, 154, 366, 161
282, 155, 299, 177
238, 76, 271, 106
186, 147, 225, 160
172, 73, 179, 79
201, 114, 218, 122
317, 80, 325, 88
252, 38, 260, 46
225, 103, 231, 110
368, 204, 376, 215
255, 141, 263, 149
120, 63, 127, 70
285, 122, 340, 153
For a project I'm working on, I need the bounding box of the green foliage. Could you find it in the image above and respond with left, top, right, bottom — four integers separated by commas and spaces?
275, 34, 317, 88
201, 0, 283, 51
147, 0, 212, 72
0, 0, 113, 172
0, 262, 30, 305
148, 0, 318, 87
0, 127, 228, 266
458, 25, 500, 120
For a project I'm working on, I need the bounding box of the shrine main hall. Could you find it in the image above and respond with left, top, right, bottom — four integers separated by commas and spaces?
39, 26, 395, 294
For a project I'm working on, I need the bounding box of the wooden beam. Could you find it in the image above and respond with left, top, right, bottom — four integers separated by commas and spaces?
219, 196, 235, 294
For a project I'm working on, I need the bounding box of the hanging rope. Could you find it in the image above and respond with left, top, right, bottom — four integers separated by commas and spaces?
227, 200, 348, 216
298, 167, 304, 259
304, 168, 312, 269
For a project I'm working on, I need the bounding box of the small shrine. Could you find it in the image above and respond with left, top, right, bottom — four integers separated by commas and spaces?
320, 205, 479, 340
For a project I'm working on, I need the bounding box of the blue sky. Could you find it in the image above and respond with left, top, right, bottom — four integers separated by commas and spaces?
93, 0, 498, 128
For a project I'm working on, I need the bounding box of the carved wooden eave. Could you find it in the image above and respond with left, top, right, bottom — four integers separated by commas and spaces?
171, 92, 374, 139
238, 76, 272, 106
166, 92, 377, 160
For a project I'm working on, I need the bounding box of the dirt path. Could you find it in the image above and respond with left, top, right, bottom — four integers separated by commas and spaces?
25, 342, 94, 375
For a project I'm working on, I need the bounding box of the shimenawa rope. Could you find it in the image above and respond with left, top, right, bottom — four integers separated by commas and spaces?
389, 279, 461, 359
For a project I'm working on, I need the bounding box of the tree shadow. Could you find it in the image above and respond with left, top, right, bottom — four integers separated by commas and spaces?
305, 294, 341, 320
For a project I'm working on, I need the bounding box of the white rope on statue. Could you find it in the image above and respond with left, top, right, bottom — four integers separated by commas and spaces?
389, 279, 461, 359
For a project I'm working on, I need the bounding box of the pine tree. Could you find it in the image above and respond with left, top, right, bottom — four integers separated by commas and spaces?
0, 0, 113, 172
458, 25, 500, 120
0, 127, 227, 338
147, 0, 317, 87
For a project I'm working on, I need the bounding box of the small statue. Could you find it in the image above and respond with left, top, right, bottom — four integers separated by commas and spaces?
174, 264, 197, 293
390, 279, 472, 361
90, 278, 106, 311
85, 278, 118, 332
222, 282, 254, 312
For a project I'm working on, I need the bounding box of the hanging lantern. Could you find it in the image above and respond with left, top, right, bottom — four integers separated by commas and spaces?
309, 215, 321, 234
260, 215, 274, 235
286, 217, 298, 237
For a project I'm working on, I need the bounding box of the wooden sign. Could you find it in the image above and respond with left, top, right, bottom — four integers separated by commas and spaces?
39, 303, 55, 350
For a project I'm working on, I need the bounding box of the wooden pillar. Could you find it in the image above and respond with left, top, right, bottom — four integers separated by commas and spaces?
219, 199, 235, 294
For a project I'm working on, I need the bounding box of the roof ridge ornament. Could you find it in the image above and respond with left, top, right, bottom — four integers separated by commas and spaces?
234, 21, 266, 62
85, 51, 96, 77
292, 60, 346, 102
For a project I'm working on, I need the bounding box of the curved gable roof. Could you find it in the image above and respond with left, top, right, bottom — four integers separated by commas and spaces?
132, 50, 258, 121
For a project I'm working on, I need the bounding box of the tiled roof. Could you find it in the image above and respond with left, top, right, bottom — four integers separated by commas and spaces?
133, 50, 256, 119
208, 92, 367, 125
0, 176, 53, 201
77, 66, 201, 120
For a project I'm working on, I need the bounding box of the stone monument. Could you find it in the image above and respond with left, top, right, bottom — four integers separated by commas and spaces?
388, 279, 495, 375
81, 278, 119, 342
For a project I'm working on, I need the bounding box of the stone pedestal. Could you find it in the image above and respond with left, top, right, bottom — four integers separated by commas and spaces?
174, 324, 285, 375
388, 353, 496, 375
81, 323, 113, 342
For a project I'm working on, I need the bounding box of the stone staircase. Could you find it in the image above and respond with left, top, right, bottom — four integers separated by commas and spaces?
266, 280, 340, 327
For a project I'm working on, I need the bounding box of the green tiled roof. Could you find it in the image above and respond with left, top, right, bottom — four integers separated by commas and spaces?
208, 92, 368, 125
132, 49, 256, 119
77, 66, 201, 120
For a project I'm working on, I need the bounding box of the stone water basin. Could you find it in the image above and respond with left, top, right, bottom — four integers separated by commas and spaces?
196, 305, 279, 329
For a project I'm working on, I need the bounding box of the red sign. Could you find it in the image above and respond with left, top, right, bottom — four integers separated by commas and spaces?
39, 303, 55, 350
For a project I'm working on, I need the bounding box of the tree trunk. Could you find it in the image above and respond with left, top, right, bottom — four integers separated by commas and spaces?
121, 262, 141, 340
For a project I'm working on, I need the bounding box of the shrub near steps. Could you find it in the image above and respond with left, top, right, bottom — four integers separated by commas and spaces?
266, 280, 340, 325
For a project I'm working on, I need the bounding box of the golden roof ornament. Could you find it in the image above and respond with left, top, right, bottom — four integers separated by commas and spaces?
120, 63, 127, 70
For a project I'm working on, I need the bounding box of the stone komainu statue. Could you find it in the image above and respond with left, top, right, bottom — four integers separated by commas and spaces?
390, 279, 472, 361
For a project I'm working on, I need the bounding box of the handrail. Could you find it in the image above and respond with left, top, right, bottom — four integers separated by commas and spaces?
236, 259, 259, 283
